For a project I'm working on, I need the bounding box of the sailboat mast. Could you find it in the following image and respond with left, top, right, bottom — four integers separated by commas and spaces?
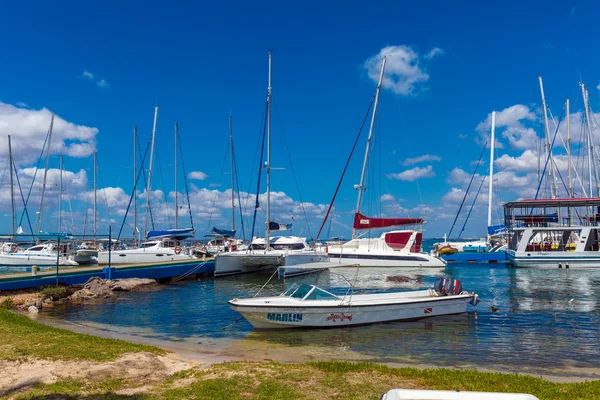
581, 83, 593, 197
487, 111, 496, 240
58, 155, 63, 232
175, 122, 179, 229
37, 112, 55, 241
93, 151, 97, 239
144, 105, 159, 237
8, 135, 15, 240
265, 50, 273, 250
230, 114, 235, 231
566, 98, 572, 197
133, 126, 137, 245
538, 77, 556, 199
353, 56, 387, 239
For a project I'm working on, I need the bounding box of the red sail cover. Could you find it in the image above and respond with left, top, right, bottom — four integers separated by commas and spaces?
353, 212, 424, 230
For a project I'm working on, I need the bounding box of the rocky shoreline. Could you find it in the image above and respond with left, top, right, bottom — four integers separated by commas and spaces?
0, 277, 161, 313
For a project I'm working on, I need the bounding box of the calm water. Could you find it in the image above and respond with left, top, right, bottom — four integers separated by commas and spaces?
42, 258, 600, 375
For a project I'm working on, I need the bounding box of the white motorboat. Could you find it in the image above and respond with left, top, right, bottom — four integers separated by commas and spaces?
229, 277, 478, 329
328, 230, 446, 268
215, 236, 329, 277
97, 237, 194, 265
381, 389, 539, 400
0, 242, 78, 266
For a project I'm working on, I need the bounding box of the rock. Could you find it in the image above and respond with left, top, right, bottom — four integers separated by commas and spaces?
24, 297, 43, 309
28, 305, 39, 314
69, 288, 95, 300
109, 278, 158, 292
82, 277, 114, 298
42, 299, 54, 308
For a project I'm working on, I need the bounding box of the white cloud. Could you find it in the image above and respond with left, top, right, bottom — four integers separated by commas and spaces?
0, 102, 98, 165
97, 79, 109, 88
82, 70, 94, 80
424, 47, 444, 59
188, 171, 208, 180
380, 194, 395, 202
387, 165, 435, 181
363, 45, 443, 95
16, 102, 28, 108
402, 154, 441, 166
477, 105, 536, 132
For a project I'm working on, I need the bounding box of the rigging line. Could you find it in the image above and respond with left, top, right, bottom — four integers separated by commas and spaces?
117, 139, 151, 241
250, 100, 269, 240
393, 92, 425, 206
534, 107, 566, 201
316, 96, 375, 240
18, 125, 51, 229
447, 141, 488, 239
458, 171, 487, 239
244, 100, 269, 234
96, 159, 113, 230
176, 129, 195, 230
205, 141, 229, 235
136, 133, 154, 230
232, 145, 247, 240
155, 146, 172, 228
13, 162, 35, 237
272, 96, 313, 239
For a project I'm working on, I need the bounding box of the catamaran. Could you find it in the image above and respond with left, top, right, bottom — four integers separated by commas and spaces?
215, 50, 330, 277
324, 57, 445, 268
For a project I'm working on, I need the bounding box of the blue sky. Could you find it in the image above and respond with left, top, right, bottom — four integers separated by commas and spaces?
1, 0, 600, 240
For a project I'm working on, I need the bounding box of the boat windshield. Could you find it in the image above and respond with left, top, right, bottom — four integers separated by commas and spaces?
288, 284, 339, 301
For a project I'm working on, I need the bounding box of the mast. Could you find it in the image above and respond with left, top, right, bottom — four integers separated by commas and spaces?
174, 122, 179, 229
230, 114, 235, 232
37, 112, 55, 241
538, 77, 557, 198
585, 87, 600, 196
265, 50, 273, 250
353, 56, 387, 239
8, 136, 15, 240
487, 111, 496, 241
566, 98, 572, 197
58, 155, 63, 232
581, 83, 594, 197
93, 151, 97, 239
144, 105, 159, 238
133, 126, 137, 245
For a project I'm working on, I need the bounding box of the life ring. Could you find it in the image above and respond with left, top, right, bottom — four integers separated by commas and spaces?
174, 246, 182, 255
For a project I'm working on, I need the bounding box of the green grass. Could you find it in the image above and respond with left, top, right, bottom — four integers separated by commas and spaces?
0, 309, 164, 362
39, 286, 71, 300
1, 309, 598, 399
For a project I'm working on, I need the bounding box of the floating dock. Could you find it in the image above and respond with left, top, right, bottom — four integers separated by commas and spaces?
441, 252, 507, 264
0, 259, 214, 291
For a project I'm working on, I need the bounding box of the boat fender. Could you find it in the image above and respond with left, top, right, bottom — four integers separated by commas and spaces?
174, 246, 182, 255
469, 295, 479, 307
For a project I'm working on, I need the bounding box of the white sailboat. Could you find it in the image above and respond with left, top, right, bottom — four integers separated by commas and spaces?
97, 106, 196, 265
215, 50, 330, 277
326, 57, 445, 268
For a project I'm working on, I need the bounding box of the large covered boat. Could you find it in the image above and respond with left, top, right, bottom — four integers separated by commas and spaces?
505, 198, 600, 268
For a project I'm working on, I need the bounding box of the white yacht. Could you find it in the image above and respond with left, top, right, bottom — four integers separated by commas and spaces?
327, 230, 446, 268
0, 242, 78, 266
215, 236, 328, 277
97, 237, 194, 265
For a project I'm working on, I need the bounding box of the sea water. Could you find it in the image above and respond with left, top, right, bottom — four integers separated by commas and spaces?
41, 248, 600, 377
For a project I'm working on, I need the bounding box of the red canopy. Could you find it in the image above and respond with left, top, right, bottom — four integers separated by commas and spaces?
353, 212, 423, 230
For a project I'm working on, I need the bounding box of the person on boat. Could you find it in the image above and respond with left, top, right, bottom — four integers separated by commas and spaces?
224, 239, 230, 252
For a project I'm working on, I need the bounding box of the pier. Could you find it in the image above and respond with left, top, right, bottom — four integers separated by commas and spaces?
0, 259, 214, 291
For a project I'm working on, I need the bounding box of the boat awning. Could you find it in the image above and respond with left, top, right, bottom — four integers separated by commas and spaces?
353, 212, 423, 230
504, 198, 600, 209
211, 227, 236, 237
147, 228, 195, 240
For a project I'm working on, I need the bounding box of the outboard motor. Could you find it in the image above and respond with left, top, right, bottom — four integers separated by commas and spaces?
433, 277, 463, 296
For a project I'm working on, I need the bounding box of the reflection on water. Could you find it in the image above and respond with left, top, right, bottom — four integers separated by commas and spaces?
43, 259, 600, 372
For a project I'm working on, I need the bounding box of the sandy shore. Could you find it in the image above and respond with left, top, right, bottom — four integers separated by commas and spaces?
33, 313, 600, 383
